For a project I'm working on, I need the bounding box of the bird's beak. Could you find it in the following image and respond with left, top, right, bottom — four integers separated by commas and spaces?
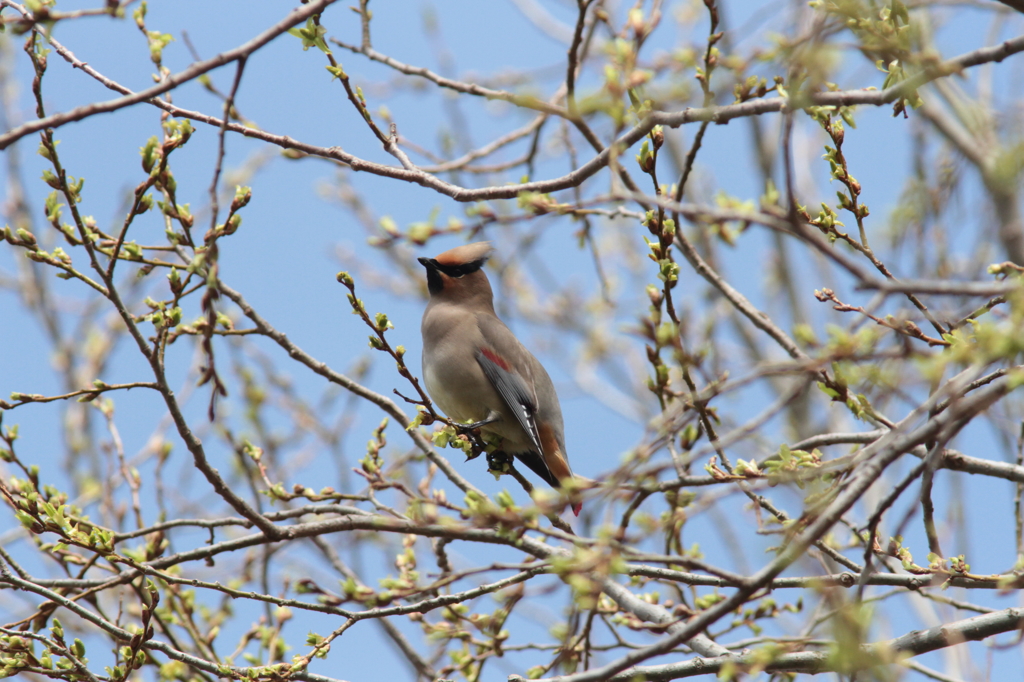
418, 257, 435, 270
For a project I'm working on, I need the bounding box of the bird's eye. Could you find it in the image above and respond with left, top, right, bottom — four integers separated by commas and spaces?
435, 260, 482, 278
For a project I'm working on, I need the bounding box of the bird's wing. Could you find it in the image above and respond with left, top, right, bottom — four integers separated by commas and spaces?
475, 346, 543, 453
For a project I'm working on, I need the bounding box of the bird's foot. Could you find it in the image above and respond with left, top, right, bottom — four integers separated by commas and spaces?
458, 429, 487, 461
459, 414, 499, 431
454, 414, 498, 460
486, 450, 512, 476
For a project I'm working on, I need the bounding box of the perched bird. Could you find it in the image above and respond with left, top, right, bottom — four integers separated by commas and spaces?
419, 242, 581, 515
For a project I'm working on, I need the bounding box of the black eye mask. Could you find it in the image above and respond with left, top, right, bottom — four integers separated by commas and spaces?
433, 258, 486, 278
418, 256, 488, 294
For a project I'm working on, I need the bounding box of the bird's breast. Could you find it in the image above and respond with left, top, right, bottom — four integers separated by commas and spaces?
421, 305, 536, 451
421, 329, 500, 424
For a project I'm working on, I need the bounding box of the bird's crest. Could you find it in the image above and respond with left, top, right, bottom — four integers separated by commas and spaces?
433, 242, 493, 272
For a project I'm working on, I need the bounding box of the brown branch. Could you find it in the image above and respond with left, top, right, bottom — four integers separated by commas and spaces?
565, 0, 593, 117
1, 382, 158, 409
216, 281, 481, 496
21, 23, 1024, 203
27, 71, 282, 539
0, 567, 349, 682
519, 607, 1024, 681
0, 0, 340, 149
858, 278, 1021, 296
328, 38, 568, 118
530, 368, 1013, 682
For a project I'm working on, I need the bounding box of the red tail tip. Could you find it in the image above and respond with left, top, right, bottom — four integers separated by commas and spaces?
572, 501, 582, 517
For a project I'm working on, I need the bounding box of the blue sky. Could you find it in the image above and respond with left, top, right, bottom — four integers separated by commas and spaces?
2, 1, 1023, 680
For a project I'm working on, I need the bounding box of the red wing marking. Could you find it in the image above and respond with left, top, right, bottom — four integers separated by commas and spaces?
480, 348, 510, 372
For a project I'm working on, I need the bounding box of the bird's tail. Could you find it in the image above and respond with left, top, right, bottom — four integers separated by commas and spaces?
513, 445, 582, 516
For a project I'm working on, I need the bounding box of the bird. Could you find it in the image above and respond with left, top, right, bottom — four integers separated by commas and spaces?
418, 241, 581, 516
